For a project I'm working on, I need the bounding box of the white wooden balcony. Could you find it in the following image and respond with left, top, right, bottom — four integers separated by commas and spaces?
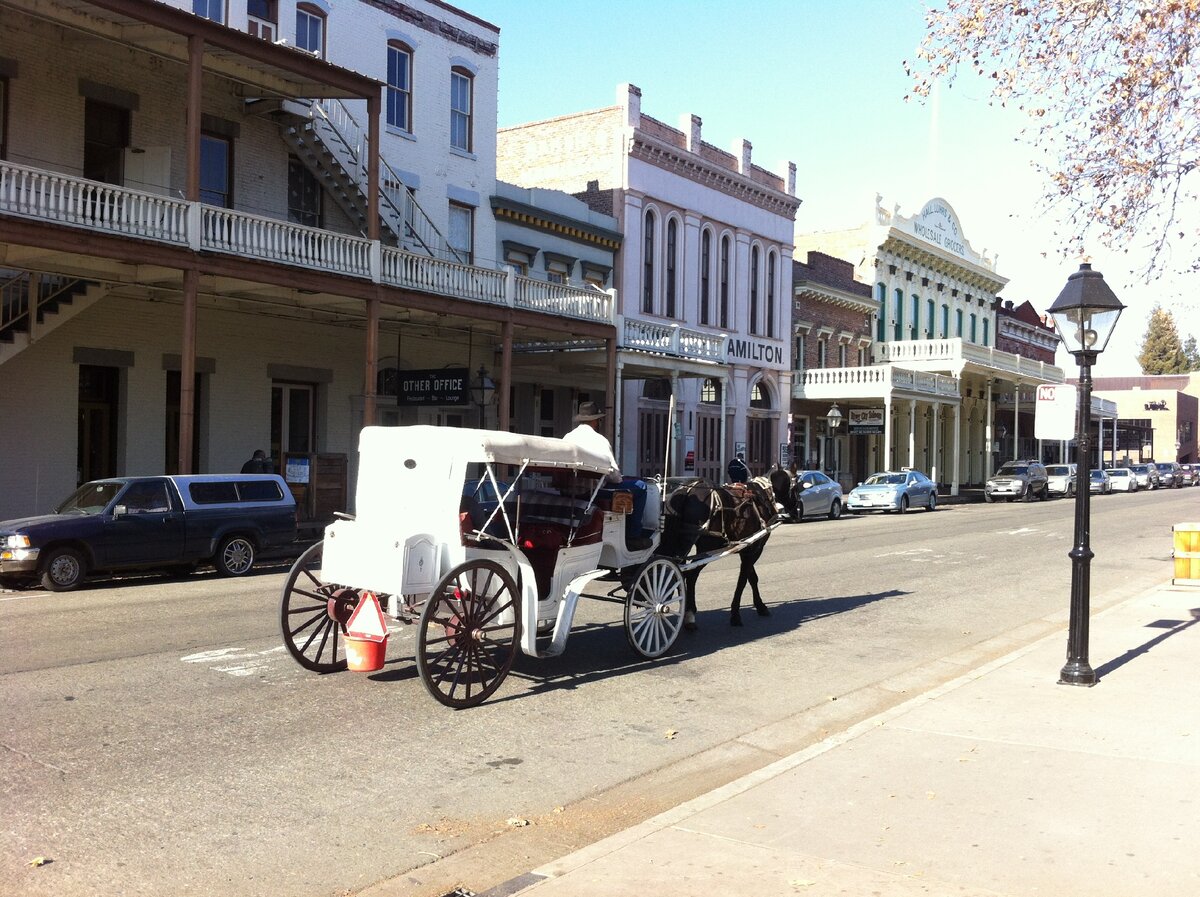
793, 364, 961, 402
620, 316, 727, 362
0, 160, 614, 326
875, 338, 1064, 382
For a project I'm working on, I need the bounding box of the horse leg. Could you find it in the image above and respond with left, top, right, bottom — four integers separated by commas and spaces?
683, 568, 699, 631
730, 565, 749, 626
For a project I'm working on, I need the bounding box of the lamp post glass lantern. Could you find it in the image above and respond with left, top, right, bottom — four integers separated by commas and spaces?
1047, 263, 1124, 686
470, 365, 495, 428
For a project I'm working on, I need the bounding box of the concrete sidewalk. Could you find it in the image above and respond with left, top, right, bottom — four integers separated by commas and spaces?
491, 582, 1200, 897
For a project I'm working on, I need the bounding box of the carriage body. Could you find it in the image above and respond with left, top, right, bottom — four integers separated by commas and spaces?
281, 425, 685, 707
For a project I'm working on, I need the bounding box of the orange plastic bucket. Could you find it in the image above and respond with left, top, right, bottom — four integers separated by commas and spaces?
345, 634, 388, 672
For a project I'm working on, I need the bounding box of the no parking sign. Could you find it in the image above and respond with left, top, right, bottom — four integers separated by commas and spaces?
1035, 384, 1077, 441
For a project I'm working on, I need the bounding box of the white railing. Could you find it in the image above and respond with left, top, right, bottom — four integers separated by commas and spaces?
202, 207, 373, 277
513, 276, 614, 322
621, 317, 727, 361
0, 162, 189, 244
794, 364, 959, 400
382, 247, 507, 305
875, 337, 1064, 381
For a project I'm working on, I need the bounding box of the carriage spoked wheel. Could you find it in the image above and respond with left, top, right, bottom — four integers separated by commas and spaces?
417, 559, 521, 709
280, 541, 358, 673
624, 557, 686, 660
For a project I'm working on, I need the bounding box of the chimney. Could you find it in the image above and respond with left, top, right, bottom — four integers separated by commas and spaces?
620, 83, 641, 129
681, 113, 702, 152
735, 138, 752, 174
787, 161, 797, 195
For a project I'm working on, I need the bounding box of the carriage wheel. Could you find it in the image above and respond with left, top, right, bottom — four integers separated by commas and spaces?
417, 559, 521, 709
280, 541, 357, 673
625, 557, 686, 660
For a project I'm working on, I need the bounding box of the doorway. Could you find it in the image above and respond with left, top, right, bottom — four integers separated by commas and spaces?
83, 99, 129, 185
166, 370, 202, 474
78, 364, 119, 484
271, 382, 315, 474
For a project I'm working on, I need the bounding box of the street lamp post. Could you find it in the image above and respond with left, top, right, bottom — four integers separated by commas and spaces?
826, 403, 843, 477
469, 365, 495, 429
1047, 263, 1124, 686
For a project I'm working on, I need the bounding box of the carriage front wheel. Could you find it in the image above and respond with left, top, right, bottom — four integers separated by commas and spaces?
280, 541, 358, 673
417, 559, 521, 709
625, 557, 686, 659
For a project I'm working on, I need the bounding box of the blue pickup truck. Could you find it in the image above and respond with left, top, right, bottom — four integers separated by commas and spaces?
0, 475, 298, 591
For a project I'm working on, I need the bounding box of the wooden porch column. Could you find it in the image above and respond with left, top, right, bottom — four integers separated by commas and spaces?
363, 291, 380, 427
605, 336, 618, 444
186, 35, 203, 201
499, 319, 512, 431
366, 93, 381, 242
179, 267, 198, 474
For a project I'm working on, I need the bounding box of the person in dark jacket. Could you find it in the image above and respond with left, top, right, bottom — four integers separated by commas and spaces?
727, 452, 750, 483
241, 449, 272, 474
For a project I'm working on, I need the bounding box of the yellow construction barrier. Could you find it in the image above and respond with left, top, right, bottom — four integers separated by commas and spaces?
1173, 522, 1200, 586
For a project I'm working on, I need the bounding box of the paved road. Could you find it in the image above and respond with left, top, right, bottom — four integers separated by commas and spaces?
1, 489, 1190, 897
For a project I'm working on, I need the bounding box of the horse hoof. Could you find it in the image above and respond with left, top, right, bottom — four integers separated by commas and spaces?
755, 604, 771, 617
684, 620, 698, 632
730, 616, 743, 627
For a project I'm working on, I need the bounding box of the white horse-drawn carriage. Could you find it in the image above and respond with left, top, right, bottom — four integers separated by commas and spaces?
280, 425, 774, 707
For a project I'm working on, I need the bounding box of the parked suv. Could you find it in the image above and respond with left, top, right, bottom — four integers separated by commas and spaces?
985, 460, 1049, 502
1045, 464, 1077, 497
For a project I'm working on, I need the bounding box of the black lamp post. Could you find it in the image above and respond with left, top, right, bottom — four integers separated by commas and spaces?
826, 403, 843, 474
1047, 263, 1124, 686
469, 365, 495, 429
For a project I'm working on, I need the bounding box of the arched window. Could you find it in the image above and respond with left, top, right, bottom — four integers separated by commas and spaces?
700, 229, 712, 325
296, 3, 326, 57
955, 308, 964, 337
767, 251, 777, 337
749, 245, 760, 334
450, 66, 473, 151
750, 383, 772, 409
893, 288, 904, 340
969, 313, 977, 343
719, 235, 730, 329
876, 283, 887, 342
982, 318, 990, 346
666, 218, 678, 318
910, 294, 919, 340
941, 304, 950, 338
386, 41, 413, 132
642, 210, 656, 314
700, 378, 722, 404
926, 298, 935, 338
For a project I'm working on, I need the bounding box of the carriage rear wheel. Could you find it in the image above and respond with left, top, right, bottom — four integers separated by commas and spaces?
624, 557, 686, 659
280, 541, 357, 673
417, 559, 521, 709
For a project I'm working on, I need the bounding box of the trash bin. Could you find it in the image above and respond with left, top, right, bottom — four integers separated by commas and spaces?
1173, 522, 1200, 586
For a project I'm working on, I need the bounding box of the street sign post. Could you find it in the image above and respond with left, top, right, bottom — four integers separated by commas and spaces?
1035, 384, 1077, 441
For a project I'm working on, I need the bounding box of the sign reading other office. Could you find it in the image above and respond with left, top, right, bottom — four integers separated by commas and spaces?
394, 366, 470, 406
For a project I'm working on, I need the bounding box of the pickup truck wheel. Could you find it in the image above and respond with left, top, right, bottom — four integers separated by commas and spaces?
215, 536, 255, 577
41, 547, 87, 592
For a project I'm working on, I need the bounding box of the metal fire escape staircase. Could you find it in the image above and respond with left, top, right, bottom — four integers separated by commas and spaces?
275, 98, 464, 262
0, 271, 112, 367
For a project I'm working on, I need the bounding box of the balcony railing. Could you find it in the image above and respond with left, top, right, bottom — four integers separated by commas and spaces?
793, 364, 960, 400
621, 317, 727, 362
0, 160, 613, 326
875, 337, 1064, 382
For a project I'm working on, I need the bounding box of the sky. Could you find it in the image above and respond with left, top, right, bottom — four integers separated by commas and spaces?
468, 0, 1198, 378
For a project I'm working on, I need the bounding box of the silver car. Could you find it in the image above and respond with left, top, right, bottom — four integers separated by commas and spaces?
1089, 469, 1112, 494
1045, 464, 1077, 497
791, 470, 844, 521
846, 469, 937, 514
1130, 463, 1159, 489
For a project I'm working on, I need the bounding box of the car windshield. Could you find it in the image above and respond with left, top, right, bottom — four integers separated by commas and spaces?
54, 481, 124, 515
864, 473, 905, 486
1046, 466, 1070, 476
1090, 470, 1105, 480
997, 465, 1028, 476
1156, 463, 1173, 471
1107, 470, 1128, 477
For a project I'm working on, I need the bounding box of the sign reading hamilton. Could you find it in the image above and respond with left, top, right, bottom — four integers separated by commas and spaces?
911, 198, 968, 258
726, 338, 784, 366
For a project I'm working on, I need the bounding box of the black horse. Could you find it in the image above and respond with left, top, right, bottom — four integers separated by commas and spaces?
661, 478, 777, 628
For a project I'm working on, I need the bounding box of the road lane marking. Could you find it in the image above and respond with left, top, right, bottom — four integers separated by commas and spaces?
874, 548, 934, 558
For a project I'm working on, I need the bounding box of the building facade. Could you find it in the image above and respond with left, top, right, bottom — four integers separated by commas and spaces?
795, 196, 1071, 492
1093, 374, 1199, 465
0, 0, 619, 519
497, 84, 800, 480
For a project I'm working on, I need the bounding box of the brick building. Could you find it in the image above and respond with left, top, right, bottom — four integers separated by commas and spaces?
497, 84, 800, 480
995, 299, 1057, 365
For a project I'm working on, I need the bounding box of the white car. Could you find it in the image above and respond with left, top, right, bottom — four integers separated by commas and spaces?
1104, 468, 1138, 493
1046, 463, 1077, 497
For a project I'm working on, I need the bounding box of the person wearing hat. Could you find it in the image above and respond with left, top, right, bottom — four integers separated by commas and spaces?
564, 401, 621, 484
565, 401, 652, 547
